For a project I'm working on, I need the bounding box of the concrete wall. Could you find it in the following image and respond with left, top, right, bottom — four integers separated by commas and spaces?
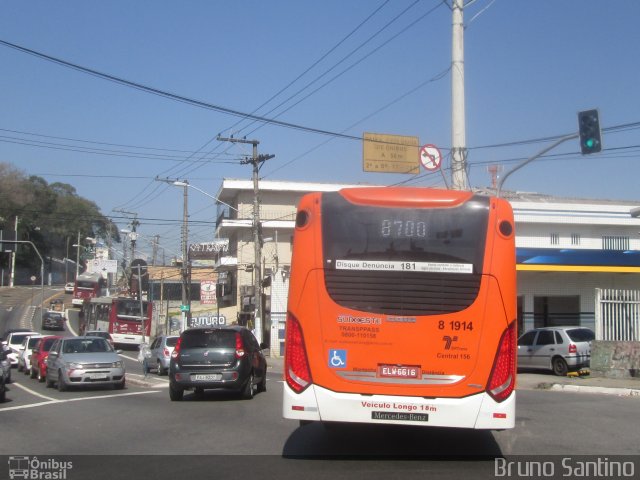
590, 341, 640, 378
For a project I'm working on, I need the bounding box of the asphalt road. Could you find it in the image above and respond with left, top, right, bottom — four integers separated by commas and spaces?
2, 286, 639, 479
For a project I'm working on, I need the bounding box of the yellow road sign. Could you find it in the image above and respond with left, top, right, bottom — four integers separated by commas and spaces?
363, 132, 420, 174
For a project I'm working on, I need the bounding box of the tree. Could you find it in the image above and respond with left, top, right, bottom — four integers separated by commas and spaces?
0, 162, 120, 283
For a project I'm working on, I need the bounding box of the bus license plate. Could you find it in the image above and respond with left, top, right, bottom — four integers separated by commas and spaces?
192, 374, 221, 381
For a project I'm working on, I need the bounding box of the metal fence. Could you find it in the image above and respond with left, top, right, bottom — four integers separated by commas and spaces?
595, 288, 640, 341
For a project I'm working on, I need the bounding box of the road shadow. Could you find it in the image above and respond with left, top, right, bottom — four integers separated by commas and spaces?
282, 421, 503, 458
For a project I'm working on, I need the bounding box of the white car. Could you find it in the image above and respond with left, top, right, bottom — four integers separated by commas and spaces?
3, 331, 39, 368
17, 334, 43, 375
64, 282, 74, 294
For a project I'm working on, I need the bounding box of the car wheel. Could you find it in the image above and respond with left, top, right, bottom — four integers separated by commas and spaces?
0, 385, 5, 403
45, 373, 54, 388
17, 363, 23, 373
552, 357, 569, 376
257, 374, 267, 393
156, 361, 165, 376
57, 370, 68, 392
169, 384, 184, 401
241, 373, 255, 400
38, 368, 46, 383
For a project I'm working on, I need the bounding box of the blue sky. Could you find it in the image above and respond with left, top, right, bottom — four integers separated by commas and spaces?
1, 1, 639, 259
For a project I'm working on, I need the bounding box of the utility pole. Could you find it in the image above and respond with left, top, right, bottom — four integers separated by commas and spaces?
114, 208, 139, 267
217, 135, 274, 344
152, 235, 160, 266
451, 0, 469, 190
155, 177, 191, 331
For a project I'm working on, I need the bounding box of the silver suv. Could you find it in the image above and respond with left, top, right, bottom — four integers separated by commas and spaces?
517, 326, 595, 376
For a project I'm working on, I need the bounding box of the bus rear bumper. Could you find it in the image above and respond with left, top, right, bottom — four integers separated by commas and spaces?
283, 384, 515, 430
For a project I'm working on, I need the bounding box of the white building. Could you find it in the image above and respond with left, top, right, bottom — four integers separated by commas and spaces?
213, 179, 640, 357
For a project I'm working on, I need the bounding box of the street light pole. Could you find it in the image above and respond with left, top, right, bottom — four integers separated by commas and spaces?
181, 180, 190, 331
3, 240, 45, 324
75, 231, 80, 278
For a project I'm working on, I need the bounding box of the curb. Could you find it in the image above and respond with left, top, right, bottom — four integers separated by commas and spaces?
126, 374, 169, 389
548, 383, 640, 397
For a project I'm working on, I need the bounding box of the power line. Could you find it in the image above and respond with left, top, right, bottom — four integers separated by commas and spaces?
0, 38, 362, 141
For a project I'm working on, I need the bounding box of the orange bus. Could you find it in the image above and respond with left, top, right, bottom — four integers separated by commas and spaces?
283, 187, 517, 429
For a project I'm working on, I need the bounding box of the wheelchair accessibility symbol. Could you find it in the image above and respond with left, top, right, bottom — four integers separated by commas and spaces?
328, 349, 347, 368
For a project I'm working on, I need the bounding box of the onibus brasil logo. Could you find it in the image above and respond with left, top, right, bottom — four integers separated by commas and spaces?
8, 456, 73, 480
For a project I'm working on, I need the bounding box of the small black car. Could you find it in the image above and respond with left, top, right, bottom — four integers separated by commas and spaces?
169, 326, 267, 401
42, 312, 65, 331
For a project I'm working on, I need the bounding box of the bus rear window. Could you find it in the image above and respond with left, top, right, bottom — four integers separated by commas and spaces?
320, 192, 489, 315
115, 300, 149, 319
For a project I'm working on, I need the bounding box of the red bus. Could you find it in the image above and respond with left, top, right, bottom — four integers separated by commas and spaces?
83, 296, 152, 346
72, 272, 106, 307
283, 187, 517, 429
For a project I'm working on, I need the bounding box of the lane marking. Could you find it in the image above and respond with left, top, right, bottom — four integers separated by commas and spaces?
0, 390, 161, 413
11, 381, 57, 401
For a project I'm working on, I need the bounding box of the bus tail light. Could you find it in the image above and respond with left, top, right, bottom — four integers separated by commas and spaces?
285, 313, 312, 393
171, 337, 182, 360
235, 332, 246, 359
487, 322, 516, 403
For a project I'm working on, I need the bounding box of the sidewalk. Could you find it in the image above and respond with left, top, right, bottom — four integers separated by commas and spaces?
517, 370, 640, 397
129, 356, 640, 398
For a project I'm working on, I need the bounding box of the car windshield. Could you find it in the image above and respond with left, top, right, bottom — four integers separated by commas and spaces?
566, 328, 595, 342
166, 337, 178, 347
10, 334, 32, 345
27, 337, 41, 348
62, 339, 112, 354
42, 338, 57, 351
181, 330, 236, 349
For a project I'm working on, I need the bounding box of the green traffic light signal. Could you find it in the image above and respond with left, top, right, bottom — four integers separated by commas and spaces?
578, 109, 602, 155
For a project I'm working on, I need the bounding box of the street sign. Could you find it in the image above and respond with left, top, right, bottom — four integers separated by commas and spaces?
180, 305, 190, 312
363, 133, 420, 174
420, 144, 442, 171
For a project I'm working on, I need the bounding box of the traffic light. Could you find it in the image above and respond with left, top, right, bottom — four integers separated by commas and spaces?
578, 109, 602, 154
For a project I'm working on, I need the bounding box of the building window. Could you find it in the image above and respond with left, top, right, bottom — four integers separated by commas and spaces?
571, 233, 580, 246
550, 233, 560, 245
602, 236, 629, 251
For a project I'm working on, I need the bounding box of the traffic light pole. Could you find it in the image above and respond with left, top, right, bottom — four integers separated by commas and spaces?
497, 133, 578, 198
